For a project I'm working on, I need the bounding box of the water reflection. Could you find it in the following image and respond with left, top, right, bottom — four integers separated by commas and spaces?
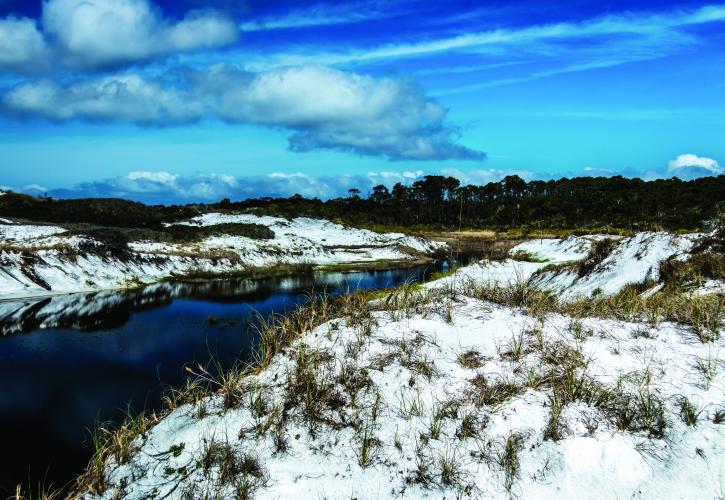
0, 268, 432, 336
0, 260, 480, 495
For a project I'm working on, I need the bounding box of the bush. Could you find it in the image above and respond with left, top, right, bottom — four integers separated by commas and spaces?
67, 223, 274, 248
78, 228, 129, 256
693, 224, 725, 254
577, 238, 617, 277
660, 253, 725, 285
165, 223, 274, 242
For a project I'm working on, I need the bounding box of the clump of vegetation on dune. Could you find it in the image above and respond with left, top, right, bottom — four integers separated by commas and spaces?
163, 223, 275, 242
509, 250, 549, 263
465, 278, 723, 343
659, 223, 725, 287
576, 238, 617, 277
71, 222, 274, 246
659, 253, 725, 286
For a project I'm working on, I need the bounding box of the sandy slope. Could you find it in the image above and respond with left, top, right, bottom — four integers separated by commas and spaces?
0, 215, 444, 299
84, 231, 725, 500
435, 232, 701, 299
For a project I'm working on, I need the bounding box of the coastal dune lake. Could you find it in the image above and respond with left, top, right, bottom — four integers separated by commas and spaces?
0, 259, 471, 495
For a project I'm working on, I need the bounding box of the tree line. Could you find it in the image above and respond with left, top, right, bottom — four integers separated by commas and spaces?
222, 174, 725, 231
2, 174, 724, 232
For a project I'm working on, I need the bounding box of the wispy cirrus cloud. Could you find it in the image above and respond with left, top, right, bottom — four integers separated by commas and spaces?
241, 4, 725, 75
240, 0, 402, 31
2, 65, 484, 161
434, 54, 664, 95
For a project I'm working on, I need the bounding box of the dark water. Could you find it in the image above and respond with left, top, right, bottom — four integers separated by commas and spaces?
0, 257, 476, 495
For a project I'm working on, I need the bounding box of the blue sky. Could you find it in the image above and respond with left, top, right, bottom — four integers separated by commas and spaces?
0, 0, 724, 202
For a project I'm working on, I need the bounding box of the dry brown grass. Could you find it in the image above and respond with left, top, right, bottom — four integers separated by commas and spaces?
465, 277, 723, 343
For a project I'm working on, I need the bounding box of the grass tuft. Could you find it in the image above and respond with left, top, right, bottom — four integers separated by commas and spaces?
677, 396, 700, 427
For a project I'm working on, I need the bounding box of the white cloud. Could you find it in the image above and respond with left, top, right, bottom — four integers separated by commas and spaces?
242, 4, 725, 76
667, 153, 723, 178
0, 0, 237, 72
34, 0, 237, 69
367, 170, 425, 186
46, 171, 242, 202
582, 166, 617, 176
440, 167, 534, 185
185, 173, 240, 199
3, 65, 484, 161
22, 183, 49, 195
240, 1, 396, 31
205, 65, 482, 160
40, 171, 368, 202
118, 171, 180, 192
0, 17, 50, 73
263, 172, 350, 198
3, 75, 203, 124
34, 167, 542, 204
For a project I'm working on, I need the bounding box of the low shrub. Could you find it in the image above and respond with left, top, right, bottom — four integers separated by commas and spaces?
659, 253, 725, 286
577, 238, 617, 277
164, 223, 274, 242
77, 228, 130, 256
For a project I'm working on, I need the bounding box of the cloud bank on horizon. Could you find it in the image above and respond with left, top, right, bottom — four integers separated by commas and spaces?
9, 153, 718, 204
668, 153, 723, 178
0, 0, 724, 199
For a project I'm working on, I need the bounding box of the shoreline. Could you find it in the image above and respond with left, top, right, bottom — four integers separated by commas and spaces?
0, 256, 442, 302
0, 214, 448, 302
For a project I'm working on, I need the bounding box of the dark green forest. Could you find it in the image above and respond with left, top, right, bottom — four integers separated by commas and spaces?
2, 174, 724, 232
227, 175, 725, 231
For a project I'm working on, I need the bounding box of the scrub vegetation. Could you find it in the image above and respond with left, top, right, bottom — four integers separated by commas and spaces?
3, 174, 724, 233
62, 226, 725, 500
222, 174, 725, 232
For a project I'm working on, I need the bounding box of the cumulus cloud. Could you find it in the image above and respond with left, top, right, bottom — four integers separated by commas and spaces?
0, 0, 237, 72
205, 66, 483, 160
667, 153, 723, 179
3, 75, 203, 124
22, 183, 49, 195
0, 16, 50, 73
117, 171, 180, 192
43, 0, 238, 68
3, 66, 484, 161
44, 0, 238, 68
